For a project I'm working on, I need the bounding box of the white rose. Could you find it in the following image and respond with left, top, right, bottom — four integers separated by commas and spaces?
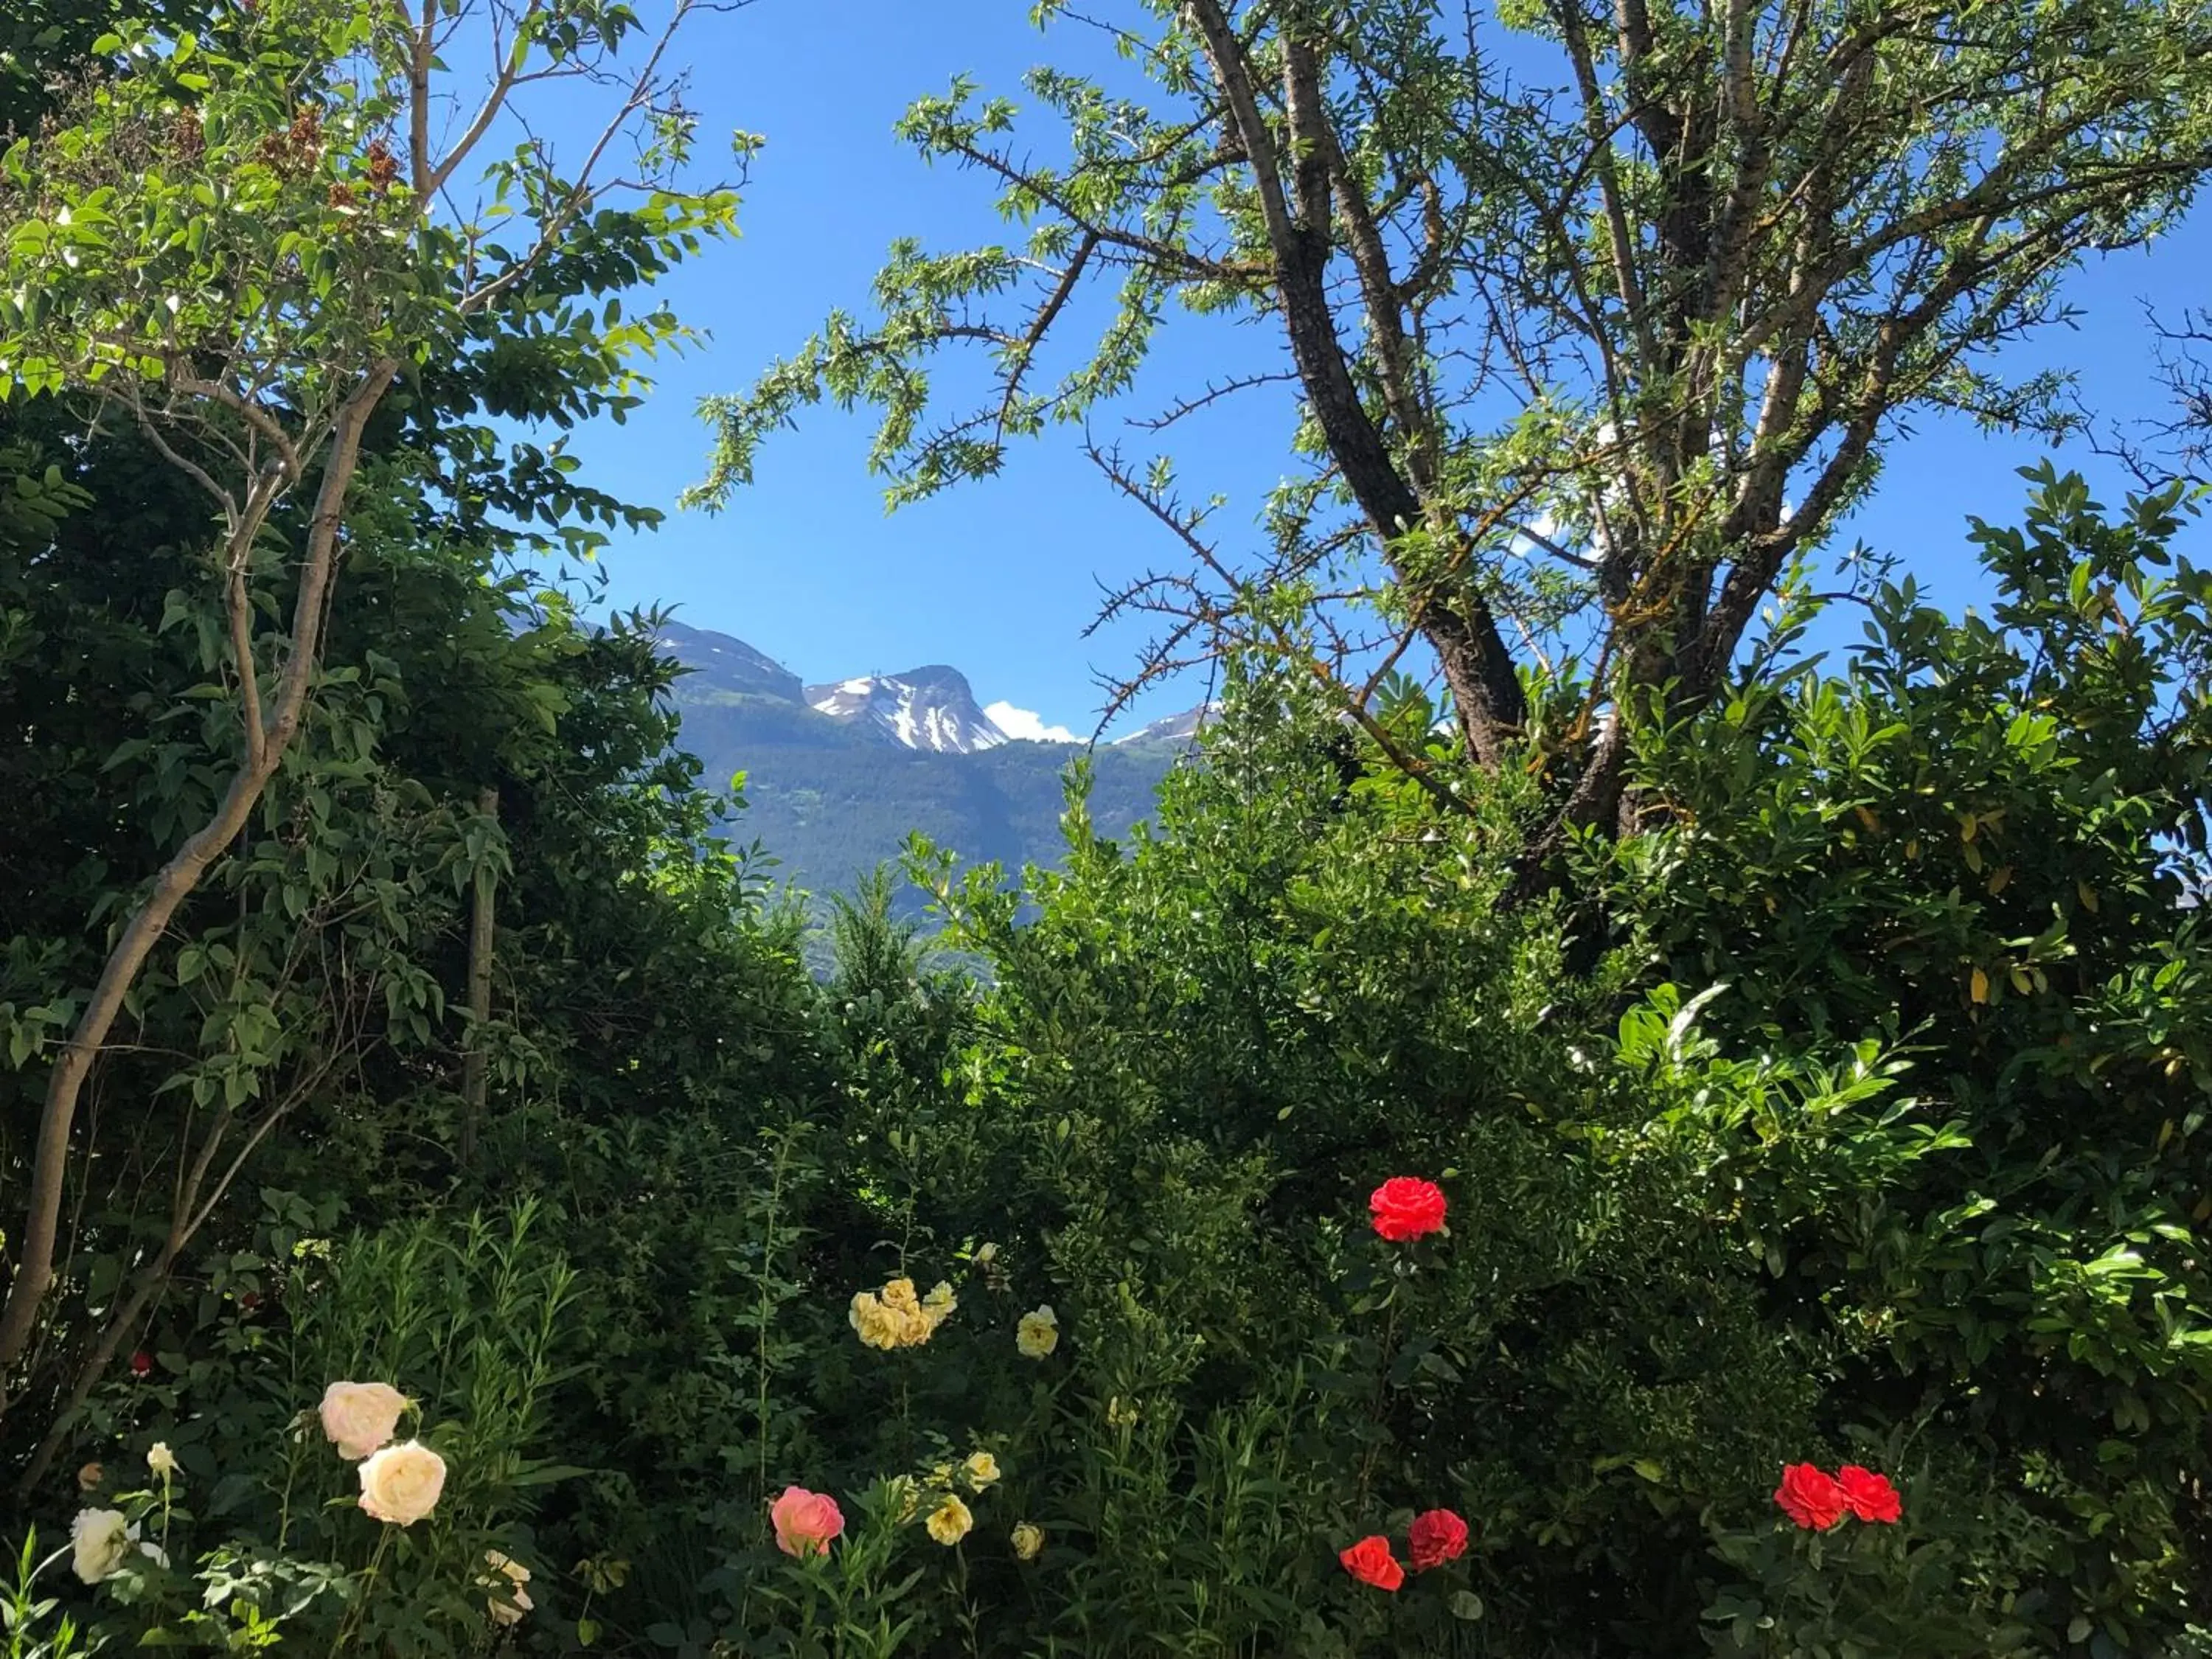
71, 1508, 131, 1584
147, 1441, 178, 1479
358, 1439, 446, 1526
319, 1380, 409, 1461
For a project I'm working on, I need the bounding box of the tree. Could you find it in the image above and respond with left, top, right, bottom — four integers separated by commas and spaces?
697, 0, 2212, 881
0, 0, 740, 1408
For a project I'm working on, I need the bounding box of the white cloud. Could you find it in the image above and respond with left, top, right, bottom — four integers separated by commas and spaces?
985, 700, 1079, 744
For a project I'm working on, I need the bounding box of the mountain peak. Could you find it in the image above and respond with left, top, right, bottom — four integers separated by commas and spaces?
655, 619, 805, 704
804, 667, 1009, 754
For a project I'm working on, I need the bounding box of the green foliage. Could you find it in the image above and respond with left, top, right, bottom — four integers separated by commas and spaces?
1625, 466, 2212, 1655
7, 7, 2212, 1657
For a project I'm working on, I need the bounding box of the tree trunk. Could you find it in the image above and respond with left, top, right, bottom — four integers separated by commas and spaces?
459, 785, 499, 1167
0, 361, 394, 1421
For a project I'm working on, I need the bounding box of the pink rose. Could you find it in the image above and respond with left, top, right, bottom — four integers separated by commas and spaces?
770, 1486, 845, 1558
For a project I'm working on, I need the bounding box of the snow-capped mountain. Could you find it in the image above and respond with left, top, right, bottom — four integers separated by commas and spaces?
804, 666, 1011, 754
655, 619, 804, 703
652, 620, 1208, 754
646, 620, 1210, 905
1113, 702, 1217, 745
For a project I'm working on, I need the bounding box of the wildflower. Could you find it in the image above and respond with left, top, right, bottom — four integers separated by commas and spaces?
1011, 1522, 1043, 1561
358, 1440, 446, 1525
769, 1486, 845, 1558
480, 1551, 532, 1625
926, 1493, 974, 1545
76, 1462, 104, 1492
1408, 1508, 1469, 1570
1339, 1534, 1404, 1591
963, 1451, 1001, 1490
885, 1475, 921, 1523
1016, 1304, 1059, 1360
1774, 1463, 1847, 1531
1368, 1177, 1447, 1242
319, 1380, 408, 1461
1105, 1397, 1138, 1430
1837, 1465, 1902, 1524
147, 1442, 178, 1480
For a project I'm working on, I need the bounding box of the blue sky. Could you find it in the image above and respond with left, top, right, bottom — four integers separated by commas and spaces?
554, 0, 2212, 741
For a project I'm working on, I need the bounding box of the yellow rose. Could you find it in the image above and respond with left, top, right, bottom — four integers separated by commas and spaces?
319, 1380, 409, 1461
852, 1277, 955, 1349
925, 1494, 974, 1546
358, 1439, 446, 1526
1015, 1305, 1058, 1360
849, 1291, 905, 1351
147, 1442, 178, 1480
1011, 1522, 1043, 1562
962, 1451, 1001, 1491
973, 1242, 998, 1265
70, 1508, 131, 1585
481, 1551, 532, 1626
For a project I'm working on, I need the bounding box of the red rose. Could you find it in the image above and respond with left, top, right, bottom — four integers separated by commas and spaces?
238, 1291, 262, 1313
1837, 1465, 1902, 1524
1338, 1534, 1405, 1591
129, 1350, 153, 1378
1368, 1177, 1447, 1242
1774, 1462, 1847, 1530
1408, 1508, 1469, 1570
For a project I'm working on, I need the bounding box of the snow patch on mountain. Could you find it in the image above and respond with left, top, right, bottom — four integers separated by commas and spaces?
1113, 702, 1217, 745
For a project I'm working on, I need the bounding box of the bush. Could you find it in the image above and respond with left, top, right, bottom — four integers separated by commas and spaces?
10, 473, 2211, 1658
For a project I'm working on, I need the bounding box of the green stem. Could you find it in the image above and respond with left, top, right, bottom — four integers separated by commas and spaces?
330, 1525, 394, 1659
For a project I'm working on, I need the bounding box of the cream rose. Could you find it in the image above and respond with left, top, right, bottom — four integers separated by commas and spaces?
1010, 1522, 1044, 1562
961, 1451, 1001, 1491
481, 1551, 533, 1625
319, 1380, 409, 1461
147, 1441, 178, 1479
71, 1508, 131, 1584
358, 1439, 447, 1525
1015, 1304, 1058, 1360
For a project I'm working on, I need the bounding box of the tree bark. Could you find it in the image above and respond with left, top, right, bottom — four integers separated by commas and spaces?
459, 785, 499, 1168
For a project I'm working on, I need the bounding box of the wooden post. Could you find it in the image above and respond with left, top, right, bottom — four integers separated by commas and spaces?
459, 785, 498, 1166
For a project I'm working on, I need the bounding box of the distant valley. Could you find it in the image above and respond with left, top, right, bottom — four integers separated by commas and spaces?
654, 621, 1208, 906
